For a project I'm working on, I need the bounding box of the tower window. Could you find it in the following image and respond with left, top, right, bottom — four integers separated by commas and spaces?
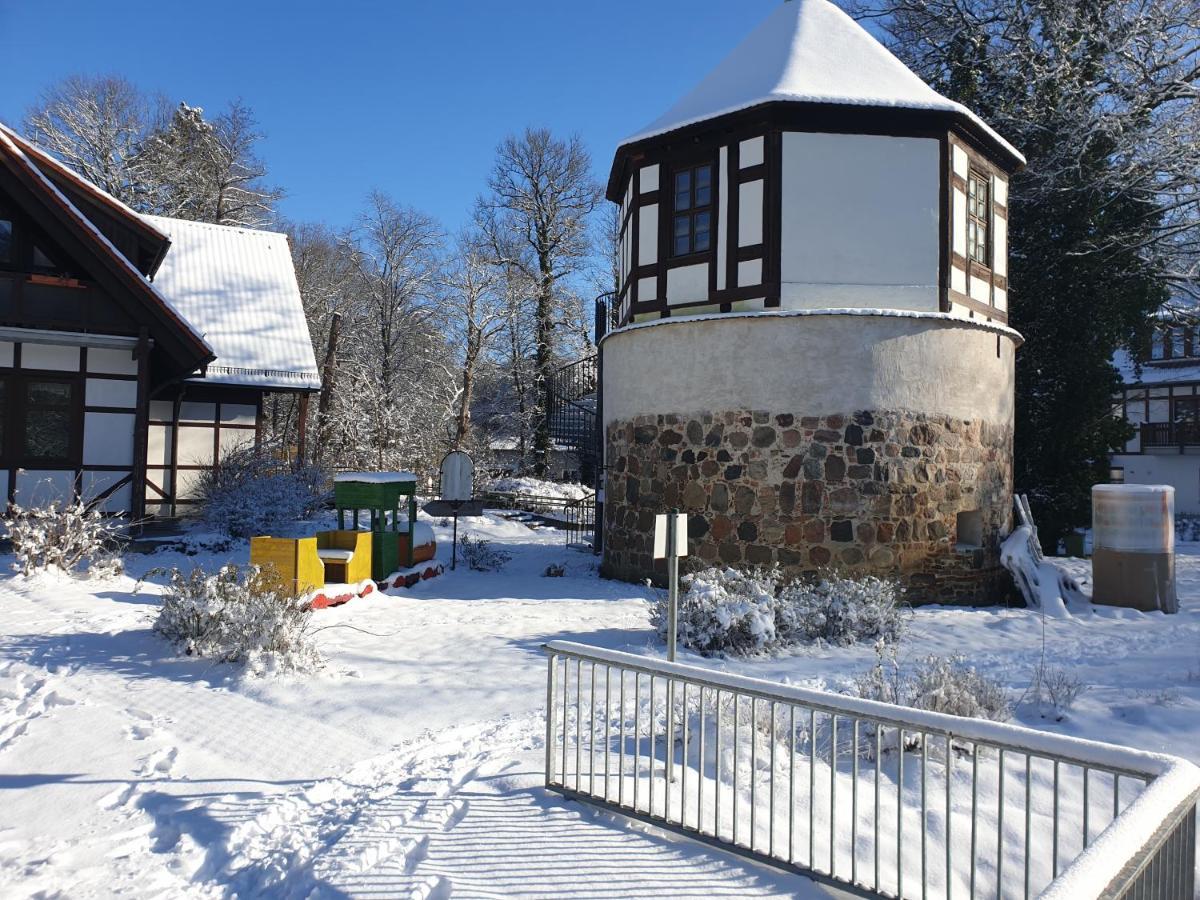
966, 171, 990, 266
672, 164, 712, 256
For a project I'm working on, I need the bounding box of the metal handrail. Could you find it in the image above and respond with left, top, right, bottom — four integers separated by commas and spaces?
543, 641, 1200, 900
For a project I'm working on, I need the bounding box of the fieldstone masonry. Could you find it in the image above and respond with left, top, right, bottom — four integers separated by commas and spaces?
603, 409, 1015, 604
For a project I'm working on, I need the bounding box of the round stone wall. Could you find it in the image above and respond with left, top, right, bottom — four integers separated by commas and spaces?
600, 312, 1019, 604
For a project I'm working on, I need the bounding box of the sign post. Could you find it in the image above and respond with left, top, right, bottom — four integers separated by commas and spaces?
423, 451, 482, 571
653, 508, 687, 783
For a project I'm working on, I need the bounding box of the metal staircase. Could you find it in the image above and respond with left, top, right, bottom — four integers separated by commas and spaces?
543, 293, 619, 550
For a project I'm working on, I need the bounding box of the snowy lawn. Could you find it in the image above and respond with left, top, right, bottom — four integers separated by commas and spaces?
0, 514, 1197, 898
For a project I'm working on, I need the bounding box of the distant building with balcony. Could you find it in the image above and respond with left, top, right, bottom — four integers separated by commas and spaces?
1111, 323, 1200, 513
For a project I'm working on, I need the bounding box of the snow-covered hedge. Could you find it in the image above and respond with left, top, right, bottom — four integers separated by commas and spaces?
196, 443, 327, 538
1176, 515, 1200, 543
854, 644, 1011, 722
655, 566, 906, 657
151, 564, 322, 674
5, 497, 124, 578
482, 476, 591, 501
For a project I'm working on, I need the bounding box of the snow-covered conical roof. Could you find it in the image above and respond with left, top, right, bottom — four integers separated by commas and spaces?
619, 0, 1022, 165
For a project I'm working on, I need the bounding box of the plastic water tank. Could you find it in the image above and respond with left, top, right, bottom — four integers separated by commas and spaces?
1091, 484, 1176, 612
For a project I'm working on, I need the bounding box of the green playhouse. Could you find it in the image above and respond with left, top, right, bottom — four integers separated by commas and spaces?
332, 472, 421, 580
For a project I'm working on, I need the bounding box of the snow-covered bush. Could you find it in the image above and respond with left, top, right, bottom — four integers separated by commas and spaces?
1025, 663, 1086, 721
151, 564, 322, 673
657, 566, 904, 657
855, 643, 1011, 722
777, 571, 906, 647
5, 497, 125, 578
458, 533, 512, 571
196, 442, 327, 538
655, 566, 783, 656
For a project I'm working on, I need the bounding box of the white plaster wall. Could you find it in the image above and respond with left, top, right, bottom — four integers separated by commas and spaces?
603, 313, 1016, 427
780, 133, 939, 312
180, 402, 216, 423
177, 426, 214, 466
219, 429, 254, 455
994, 287, 1008, 313
951, 265, 967, 295
21, 343, 80, 371
639, 204, 658, 265
83, 412, 136, 466
666, 264, 708, 306
953, 188, 967, 257
970, 275, 990, 302
952, 145, 969, 178
740, 136, 764, 168
85, 378, 138, 408
1112, 453, 1200, 515
637, 277, 657, 303
640, 164, 659, 194
16, 470, 74, 505
994, 176, 1008, 208
738, 180, 763, 247
82, 471, 132, 513
738, 259, 762, 287
994, 216, 1008, 278
221, 404, 258, 425
148, 424, 173, 467
0, 342, 13, 367
86, 348, 138, 375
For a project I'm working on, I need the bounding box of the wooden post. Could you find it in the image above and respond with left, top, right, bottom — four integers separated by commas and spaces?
295, 393, 310, 466
129, 328, 151, 522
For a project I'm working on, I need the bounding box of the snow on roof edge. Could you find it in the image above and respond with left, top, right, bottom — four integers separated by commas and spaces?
0, 130, 212, 354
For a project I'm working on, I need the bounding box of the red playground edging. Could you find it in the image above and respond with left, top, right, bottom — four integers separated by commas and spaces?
306, 564, 446, 610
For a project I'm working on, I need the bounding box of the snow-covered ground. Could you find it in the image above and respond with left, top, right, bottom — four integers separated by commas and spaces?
481, 476, 592, 501
0, 513, 1198, 898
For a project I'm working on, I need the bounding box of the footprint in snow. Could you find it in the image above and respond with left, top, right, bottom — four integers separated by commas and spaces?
441, 798, 469, 832
140, 746, 179, 777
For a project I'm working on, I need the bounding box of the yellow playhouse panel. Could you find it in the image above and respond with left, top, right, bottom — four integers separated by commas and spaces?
250, 536, 325, 595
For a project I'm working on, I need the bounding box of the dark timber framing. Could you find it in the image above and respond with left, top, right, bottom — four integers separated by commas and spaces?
608, 100, 1023, 329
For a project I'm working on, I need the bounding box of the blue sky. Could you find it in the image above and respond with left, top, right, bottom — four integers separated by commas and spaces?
0, 0, 790, 232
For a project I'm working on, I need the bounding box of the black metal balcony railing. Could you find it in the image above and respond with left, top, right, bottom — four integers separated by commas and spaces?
1140, 422, 1200, 447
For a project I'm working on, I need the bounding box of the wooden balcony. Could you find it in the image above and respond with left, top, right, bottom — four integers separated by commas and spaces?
1141, 421, 1200, 449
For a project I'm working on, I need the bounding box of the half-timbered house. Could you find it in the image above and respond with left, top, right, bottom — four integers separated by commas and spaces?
600, 0, 1026, 602
1111, 324, 1200, 514
0, 123, 319, 518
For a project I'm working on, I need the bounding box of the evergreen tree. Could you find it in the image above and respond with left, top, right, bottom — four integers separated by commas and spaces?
849, 0, 1196, 548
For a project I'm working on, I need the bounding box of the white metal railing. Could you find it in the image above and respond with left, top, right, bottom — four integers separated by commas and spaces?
543, 641, 1200, 899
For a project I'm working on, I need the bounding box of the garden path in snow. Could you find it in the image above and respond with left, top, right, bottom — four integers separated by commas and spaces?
0, 512, 1198, 896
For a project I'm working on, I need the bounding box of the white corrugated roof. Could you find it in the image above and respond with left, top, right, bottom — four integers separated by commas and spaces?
143, 215, 320, 391
620, 0, 1023, 165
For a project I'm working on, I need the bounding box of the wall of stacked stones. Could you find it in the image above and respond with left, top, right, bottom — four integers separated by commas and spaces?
602, 409, 1014, 604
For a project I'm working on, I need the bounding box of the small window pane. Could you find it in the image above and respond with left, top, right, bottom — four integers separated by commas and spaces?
674, 215, 690, 238
24, 380, 73, 461
0, 220, 11, 263
675, 171, 691, 193
694, 211, 711, 251
674, 234, 691, 256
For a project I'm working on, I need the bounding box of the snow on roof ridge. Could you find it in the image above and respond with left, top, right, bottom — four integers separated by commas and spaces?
0, 129, 212, 353
141, 213, 288, 240
620, 0, 1023, 165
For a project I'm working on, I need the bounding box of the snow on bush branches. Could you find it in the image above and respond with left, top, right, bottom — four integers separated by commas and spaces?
5, 496, 125, 578
855, 642, 1012, 723
655, 566, 906, 657
196, 442, 326, 538
150, 564, 323, 674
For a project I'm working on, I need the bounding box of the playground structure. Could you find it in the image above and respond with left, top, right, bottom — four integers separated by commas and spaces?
250, 471, 440, 603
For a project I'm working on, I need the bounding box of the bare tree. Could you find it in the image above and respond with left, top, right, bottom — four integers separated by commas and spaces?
439, 233, 508, 449
24, 74, 153, 204
476, 128, 603, 475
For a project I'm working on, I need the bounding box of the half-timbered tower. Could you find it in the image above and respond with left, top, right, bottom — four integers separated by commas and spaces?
0, 123, 319, 517
601, 0, 1026, 602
